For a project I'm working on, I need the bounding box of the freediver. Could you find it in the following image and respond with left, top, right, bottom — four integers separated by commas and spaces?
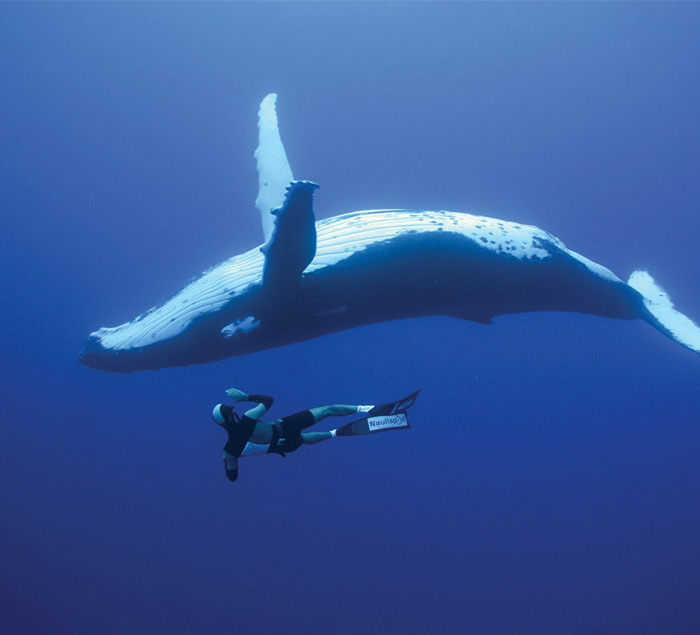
212, 388, 375, 482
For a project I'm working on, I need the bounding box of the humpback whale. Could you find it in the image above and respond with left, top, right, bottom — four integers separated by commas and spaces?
79, 94, 700, 372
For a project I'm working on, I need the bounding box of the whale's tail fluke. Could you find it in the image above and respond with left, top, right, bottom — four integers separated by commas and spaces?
628, 269, 700, 355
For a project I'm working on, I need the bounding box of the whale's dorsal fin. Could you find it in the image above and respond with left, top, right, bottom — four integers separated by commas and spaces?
261, 180, 319, 291
254, 94, 294, 242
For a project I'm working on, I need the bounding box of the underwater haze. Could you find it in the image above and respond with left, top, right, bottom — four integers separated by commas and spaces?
3, 3, 700, 634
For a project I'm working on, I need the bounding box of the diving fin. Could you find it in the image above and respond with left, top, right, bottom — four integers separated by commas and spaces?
335, 390, 420, 437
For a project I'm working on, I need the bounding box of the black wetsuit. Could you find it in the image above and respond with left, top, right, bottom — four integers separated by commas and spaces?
221, 415, 258, 457
219, 393, 274, 482
268, 410, 315, 455
219, 393, 316, 482
221, 410, 316, 458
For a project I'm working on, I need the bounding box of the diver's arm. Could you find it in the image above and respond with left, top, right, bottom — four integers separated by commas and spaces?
225, 389, 274, 420
223, 452, 239, 482
243, 393, 274, 420
225, 388, 248, 402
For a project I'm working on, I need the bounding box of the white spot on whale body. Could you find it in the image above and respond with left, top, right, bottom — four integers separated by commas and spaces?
221, 316, 260, 339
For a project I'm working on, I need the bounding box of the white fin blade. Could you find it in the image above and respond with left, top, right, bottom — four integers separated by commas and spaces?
254, 94, 294, 242
629, 269, 700, 354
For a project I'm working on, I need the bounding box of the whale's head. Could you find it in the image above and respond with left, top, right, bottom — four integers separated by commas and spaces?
79, 243, 272, 371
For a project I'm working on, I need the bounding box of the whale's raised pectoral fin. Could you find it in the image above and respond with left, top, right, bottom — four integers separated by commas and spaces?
254, 94, 294, 242
261, 180, 319, 291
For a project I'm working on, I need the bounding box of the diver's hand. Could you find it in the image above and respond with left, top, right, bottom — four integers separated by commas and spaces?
225, 388, 248, 402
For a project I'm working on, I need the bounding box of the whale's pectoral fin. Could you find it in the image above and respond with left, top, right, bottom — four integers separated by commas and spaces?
261, 180, 319, 291
254, 94, 294, 243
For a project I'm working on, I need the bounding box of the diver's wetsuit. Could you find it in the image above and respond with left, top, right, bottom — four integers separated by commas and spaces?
220, 414, 258, 457
219, 394, 316, 481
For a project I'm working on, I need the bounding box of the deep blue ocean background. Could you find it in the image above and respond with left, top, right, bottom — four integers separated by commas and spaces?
2, 4, 700, 634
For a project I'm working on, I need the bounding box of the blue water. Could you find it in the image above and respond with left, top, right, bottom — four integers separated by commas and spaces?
2, 4, 700, 634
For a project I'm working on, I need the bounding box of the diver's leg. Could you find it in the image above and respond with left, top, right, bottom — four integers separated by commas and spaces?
300, 404, 374, 442
301, 431, 333, 445
308, 404, 358, 423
